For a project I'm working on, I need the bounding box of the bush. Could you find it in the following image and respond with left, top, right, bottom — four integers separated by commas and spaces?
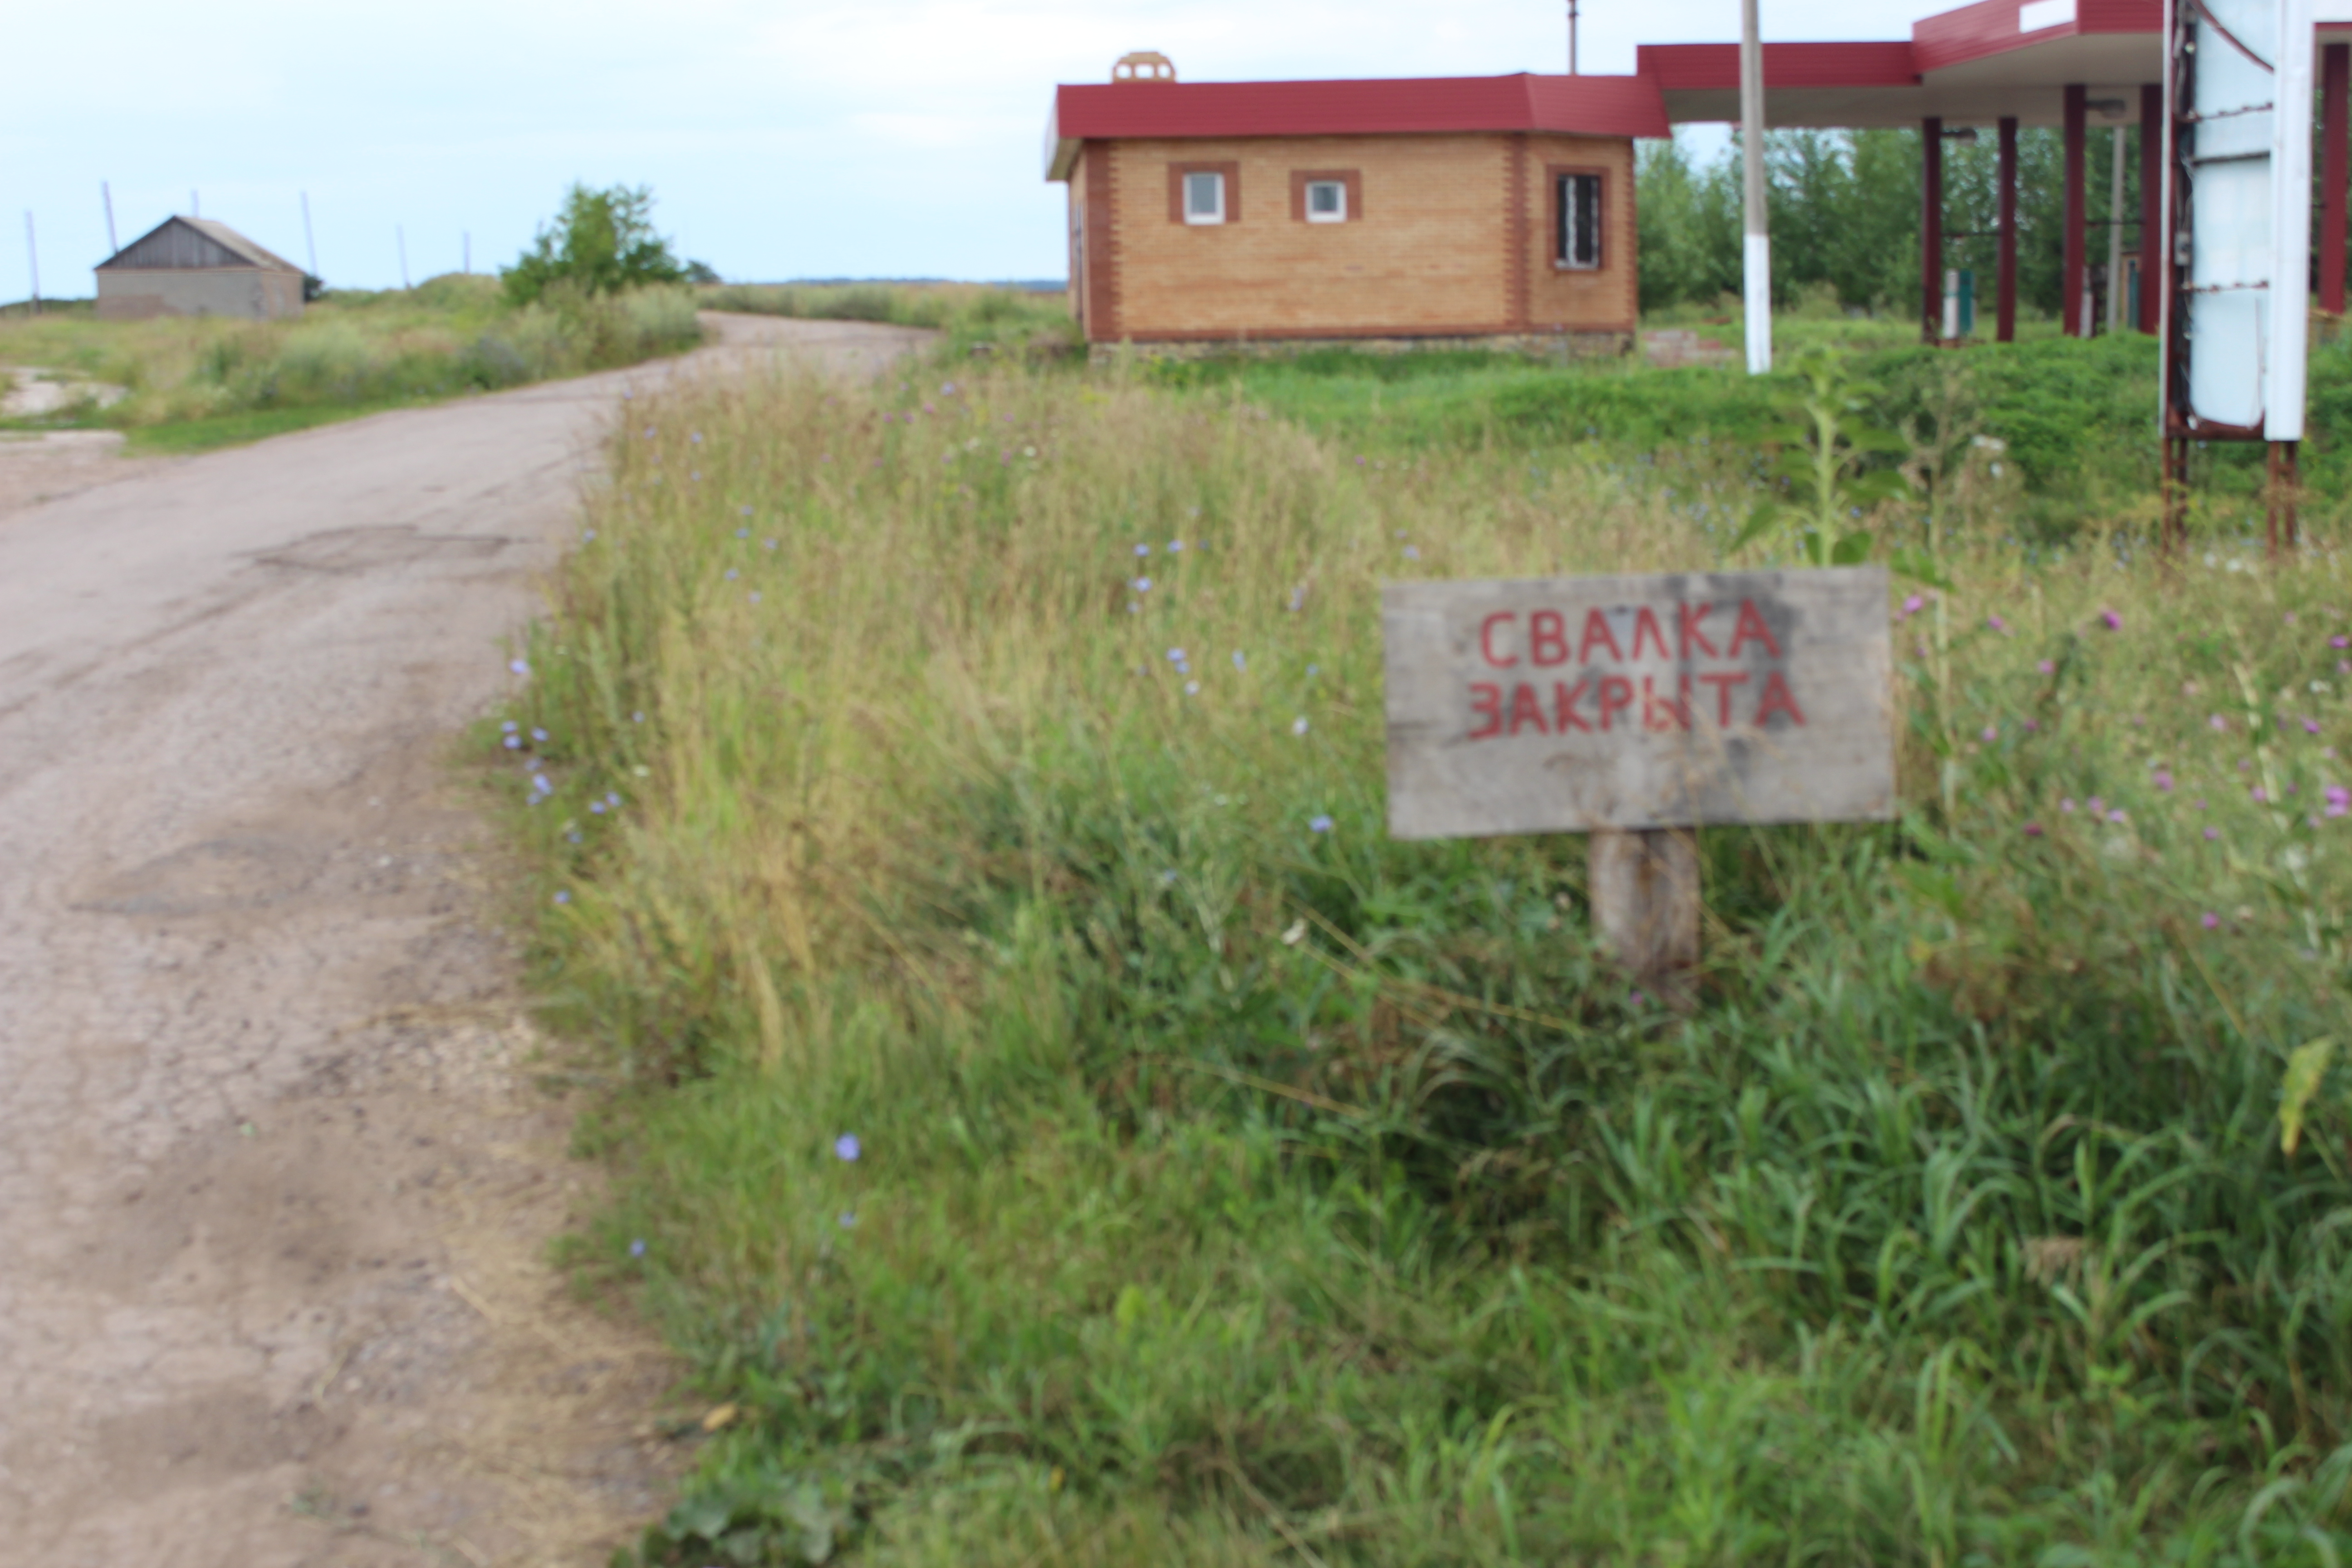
503, 183, 696, 307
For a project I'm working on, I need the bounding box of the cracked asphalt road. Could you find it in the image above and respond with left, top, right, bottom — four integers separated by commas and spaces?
0, 314, 931, 1566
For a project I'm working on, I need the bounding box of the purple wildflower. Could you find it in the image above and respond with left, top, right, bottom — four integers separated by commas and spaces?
2100, 609, 2123, 631
1309, 814, 1334, 833
2202, 912, 2221, 930
835, 1134, 862, 1162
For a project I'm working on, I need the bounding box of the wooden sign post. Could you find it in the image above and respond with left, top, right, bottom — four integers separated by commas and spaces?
1383, 568, 1896, 1004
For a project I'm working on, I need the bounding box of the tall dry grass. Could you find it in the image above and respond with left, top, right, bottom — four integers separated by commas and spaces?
503, 359, 2352, 1565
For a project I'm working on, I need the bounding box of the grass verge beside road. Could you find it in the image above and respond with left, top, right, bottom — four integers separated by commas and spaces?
0, 274, 702, 450
494, 348, 2352, 1563
700, 282, 1079, 360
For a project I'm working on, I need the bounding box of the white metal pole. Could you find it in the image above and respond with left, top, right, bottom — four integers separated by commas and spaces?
2266, 0, 2315, 440
101, 181, 118, 255
1740, 0, 1771, 374
23, 212, 39, 311
301, 191, 318, 279
2158, 0, 2176, 436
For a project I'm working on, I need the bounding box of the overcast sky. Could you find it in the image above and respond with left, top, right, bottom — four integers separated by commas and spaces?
5, 0, 1969, 298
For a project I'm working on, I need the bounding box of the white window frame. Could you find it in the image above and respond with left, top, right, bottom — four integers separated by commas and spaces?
1556, 172, 1603, 271
1304, 180, 1347, 223
1184, 171, 1227, 225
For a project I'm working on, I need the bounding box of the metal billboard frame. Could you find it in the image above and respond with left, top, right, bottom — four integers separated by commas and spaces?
2162, 0, 2316, 550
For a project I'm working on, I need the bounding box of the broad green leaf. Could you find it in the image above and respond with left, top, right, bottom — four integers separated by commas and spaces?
1830, 529, 1875, 565
1891, 546, 1954, 590
1728, 503, 1781, 554
1846, 470, 1915, 502
2280, 1036, 2335, 1155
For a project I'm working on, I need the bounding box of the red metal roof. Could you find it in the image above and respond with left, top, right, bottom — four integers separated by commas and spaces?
1047, 73, 1668, 178
1912, 0, 2159, 75
1634, 42, 1921, 92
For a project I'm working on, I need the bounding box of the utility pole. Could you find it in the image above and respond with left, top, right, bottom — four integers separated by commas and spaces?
101, 181, 118, 254
301, 191, 318, 279
1740, 0, 1770, 373
24, 212, 40, 314
397, 225, 410, 289
1568, 0, 1579, 74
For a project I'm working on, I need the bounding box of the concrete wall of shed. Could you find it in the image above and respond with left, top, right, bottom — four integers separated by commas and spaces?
95, 269, 303, 322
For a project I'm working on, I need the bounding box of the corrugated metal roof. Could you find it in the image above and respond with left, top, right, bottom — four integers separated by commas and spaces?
1047, 72, 1668, 179
97, 216, 304, 273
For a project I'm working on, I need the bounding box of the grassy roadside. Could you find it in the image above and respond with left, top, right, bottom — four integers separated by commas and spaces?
700, 282, 1079, 360
492, 348, 2352, 1563
117, 401, 409, 455
0, 274, 702, 451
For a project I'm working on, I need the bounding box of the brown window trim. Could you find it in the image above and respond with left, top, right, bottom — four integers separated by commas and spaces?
1289, 169, 1362, 223
1547, 164, 1608, 271
1167, 162, 1241, 224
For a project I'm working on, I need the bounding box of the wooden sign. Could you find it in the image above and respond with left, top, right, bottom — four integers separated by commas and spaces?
1383, 567, 1896, 840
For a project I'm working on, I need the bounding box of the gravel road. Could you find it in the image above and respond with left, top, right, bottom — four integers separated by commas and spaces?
0, 314, 931, 1565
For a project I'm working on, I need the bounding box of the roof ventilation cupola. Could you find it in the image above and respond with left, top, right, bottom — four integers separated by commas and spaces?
1112, 51, 1176, 83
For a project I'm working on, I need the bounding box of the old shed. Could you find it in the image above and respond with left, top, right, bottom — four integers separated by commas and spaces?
95, 217, 306, 322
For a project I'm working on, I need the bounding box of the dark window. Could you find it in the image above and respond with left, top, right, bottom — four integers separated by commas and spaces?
1557, 174, 1602, 270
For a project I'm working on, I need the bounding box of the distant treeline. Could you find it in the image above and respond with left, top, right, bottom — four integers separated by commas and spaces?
1637, 125, 2130, 318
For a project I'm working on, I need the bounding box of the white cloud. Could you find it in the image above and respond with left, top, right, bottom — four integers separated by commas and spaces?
1, 0, 1974, 295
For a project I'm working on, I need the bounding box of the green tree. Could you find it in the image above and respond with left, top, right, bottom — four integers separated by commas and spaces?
503, 183, 687, 305
1634, 122, 2112, 323
1636, 133, 1740, 310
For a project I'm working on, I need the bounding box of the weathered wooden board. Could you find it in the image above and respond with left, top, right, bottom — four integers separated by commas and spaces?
1384, 568, 1896, 838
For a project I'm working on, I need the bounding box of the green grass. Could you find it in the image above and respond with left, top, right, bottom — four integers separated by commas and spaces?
491, 346, 2352, 1564
1158, 326, 2345, 544
116, 400, 413, 454
700, 281, 1078, 360
0, 272, 703, 450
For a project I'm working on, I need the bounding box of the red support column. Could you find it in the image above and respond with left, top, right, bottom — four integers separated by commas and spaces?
1923, 117, 1944, 344
2323, 43, 2349, 317
2063, 83, 2088, 337
1998, 117, 2019, 342
2140, 83, 2163, 333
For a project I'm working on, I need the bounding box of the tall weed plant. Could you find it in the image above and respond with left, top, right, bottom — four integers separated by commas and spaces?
498, 360, 2352, 1565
